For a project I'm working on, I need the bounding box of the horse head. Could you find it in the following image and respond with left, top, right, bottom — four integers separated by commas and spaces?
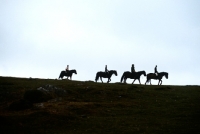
72, 69, 77, 74
142, 71, 146, 76
165, 72, 168, 79
159, 72, 168, 79
113, 70, 118, 76
109, 70, 117, 76
137, 71, 146, 77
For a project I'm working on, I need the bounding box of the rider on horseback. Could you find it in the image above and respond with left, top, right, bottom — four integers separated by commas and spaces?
105, 65, 109, 76
131, 64, 135, 73
154, 65, 158, 76
66, 65, 69, 73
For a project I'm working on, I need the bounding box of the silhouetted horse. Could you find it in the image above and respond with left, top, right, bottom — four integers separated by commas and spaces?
145, 72, 168, 85
121, 71, 146, 84
95, 70, 117, 83
59, 69, 77, 80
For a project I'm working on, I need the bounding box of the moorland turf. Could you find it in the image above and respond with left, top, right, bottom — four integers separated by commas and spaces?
0, 76, 200, 134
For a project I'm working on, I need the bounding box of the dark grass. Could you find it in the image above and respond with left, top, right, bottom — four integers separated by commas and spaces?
0, 76, 200, 134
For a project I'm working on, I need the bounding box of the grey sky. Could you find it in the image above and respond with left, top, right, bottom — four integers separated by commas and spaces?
0, 0, 200, 85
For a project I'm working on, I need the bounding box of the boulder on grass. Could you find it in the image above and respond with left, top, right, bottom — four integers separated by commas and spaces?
23, 90, 53, 103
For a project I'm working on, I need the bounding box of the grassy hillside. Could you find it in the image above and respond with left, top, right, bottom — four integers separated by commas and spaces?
0, 76, 200, 134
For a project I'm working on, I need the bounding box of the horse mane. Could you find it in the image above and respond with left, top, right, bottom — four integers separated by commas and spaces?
147, 72, 168, 75
159, 72, 168, 74
137, 70, 145, 73
124, 71, 131, 73
69, 69, 76, 71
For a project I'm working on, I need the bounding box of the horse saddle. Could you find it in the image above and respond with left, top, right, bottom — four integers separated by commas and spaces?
131, 72, 136, 78
104, 72, 109, 76
152, 73, 159, 79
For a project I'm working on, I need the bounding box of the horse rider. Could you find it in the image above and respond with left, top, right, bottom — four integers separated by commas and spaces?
66, 65, 69, 73
105, 65, 109, 76
131, 64, 135, 73
154, 65, 158, 76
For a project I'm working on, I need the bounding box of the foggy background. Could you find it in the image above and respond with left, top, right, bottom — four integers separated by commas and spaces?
0, 0, 199, 85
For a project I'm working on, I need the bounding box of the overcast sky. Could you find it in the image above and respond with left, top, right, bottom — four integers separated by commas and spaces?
0, 0, 199, 85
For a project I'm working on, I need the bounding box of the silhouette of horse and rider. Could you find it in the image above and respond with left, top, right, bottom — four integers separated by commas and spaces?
121, 64, 146, 84
145, 65, 168, 85
58, 64, 168, 85
121, 64, 168, 85
58, 65, 77, 80
95, 65, 117, 83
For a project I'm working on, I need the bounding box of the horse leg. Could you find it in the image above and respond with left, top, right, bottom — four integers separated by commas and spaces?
150, 80, 152, 85
132, 79, 136, 84
122, 78, 125, 83
158, 79, 162, 85
107, 77, 110, 83
138, 79, 141, 85
108, 78, 111, 83
160, 80, 162, 85
100, 77, 103, 83
145, 79, 148, 85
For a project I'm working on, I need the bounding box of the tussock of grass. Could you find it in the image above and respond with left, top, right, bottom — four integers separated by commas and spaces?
0, 76, 200, 134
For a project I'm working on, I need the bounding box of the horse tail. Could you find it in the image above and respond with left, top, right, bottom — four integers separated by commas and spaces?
95, 72, 99, 82
145, 74, 150, 83
59, 71, 64, 79
120, 72, 125, 83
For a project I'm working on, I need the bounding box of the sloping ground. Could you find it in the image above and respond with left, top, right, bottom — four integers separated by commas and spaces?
0, 76, 200, 134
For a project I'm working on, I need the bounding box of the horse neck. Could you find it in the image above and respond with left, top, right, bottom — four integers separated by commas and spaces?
158, 73, 165, 78
73, 71, 76, 74
108, 71, 115, 76
71, 70, 75, 73
108, 71, 113, 76
137, 71, 144, 76
159, 72, 165, 76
